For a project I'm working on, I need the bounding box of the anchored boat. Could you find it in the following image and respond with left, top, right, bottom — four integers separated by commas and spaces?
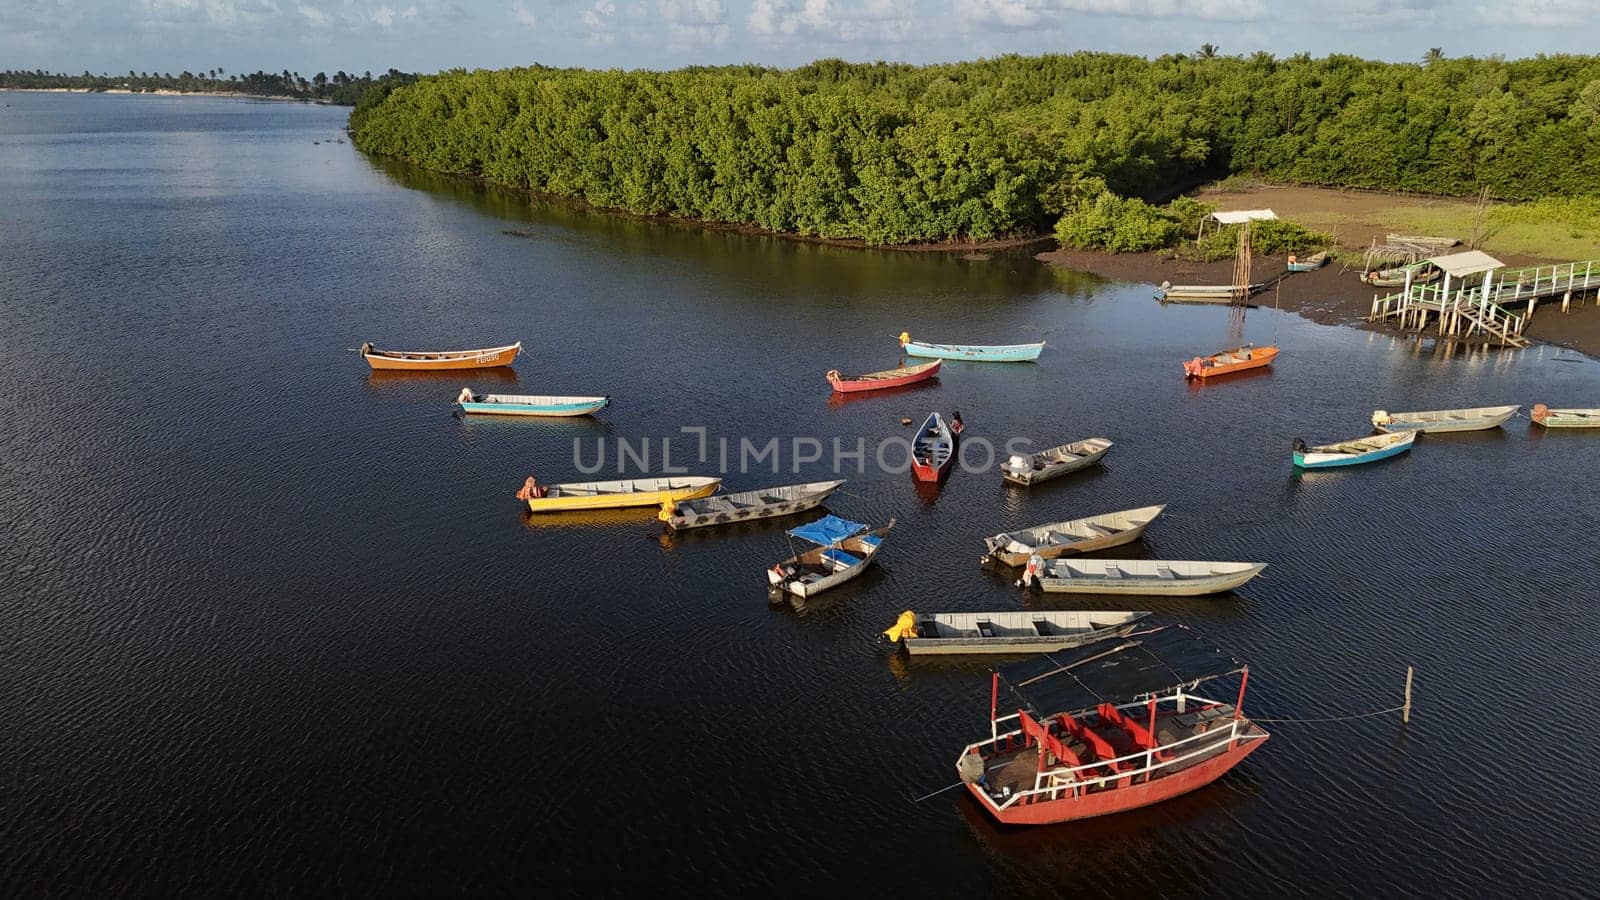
1023, 558, 1266, 596
955, 623, 1269, 826
1285, 251, 1328, 272
661, 480, 844, 530
516, 475, 720, 514
882, 610, 1148, 656
1001, 438, 1113, 486
1157, 282, 1262, 303
1293, 431, 1416, 469
358, 341, 521, 371
982, 504, 1165, 568
1183, 345, 1278, 379
911, 412, 955, 482
456, 389, 609, 417
899, 332, 1044, 362
768, 514, 895, 600
1531, 404, 1600, 428
1372, 405, 1518, 433
826, 359, 940, 393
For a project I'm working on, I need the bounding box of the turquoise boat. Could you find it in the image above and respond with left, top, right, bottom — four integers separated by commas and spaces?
1292, 430, 1416, 469
899, 332, 1044, 362
456, 389, 610, 417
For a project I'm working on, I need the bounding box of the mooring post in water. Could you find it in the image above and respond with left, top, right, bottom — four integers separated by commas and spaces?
1403, 666, 1414, 724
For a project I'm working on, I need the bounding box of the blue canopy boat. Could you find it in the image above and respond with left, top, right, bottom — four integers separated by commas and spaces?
899, 332, 1044, 362
1292, 430, 1416, 469
767, 514, 895, 600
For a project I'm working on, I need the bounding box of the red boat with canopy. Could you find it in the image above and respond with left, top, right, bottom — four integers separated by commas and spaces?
955, 623, 1268, 826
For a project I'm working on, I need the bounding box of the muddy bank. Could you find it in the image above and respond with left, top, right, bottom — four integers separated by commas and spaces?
1036, 246, 1600, 359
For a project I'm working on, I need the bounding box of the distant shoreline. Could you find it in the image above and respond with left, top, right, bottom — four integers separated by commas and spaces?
0, 87, 329, 103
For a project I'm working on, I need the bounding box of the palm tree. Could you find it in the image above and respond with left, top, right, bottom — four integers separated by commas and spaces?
1423, 48, 1443, 65
1196, 44, 1219, 60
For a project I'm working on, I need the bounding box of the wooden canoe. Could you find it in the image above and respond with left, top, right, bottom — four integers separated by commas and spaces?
1285, 251, 1328, 272
983, 504, 1165, 568
1372, 404, 1518, 433
1157, 282, 1262, 303
884, 609, 1149, 656
360, 341, 521, 371
911, 412, 955, 482
1025, 559, 1266, 596
1293, 431, 1416, 469
900, 332, 1044, 362
518, 476, 720, 514
827, 359, 940, 393
662, 479, 844, 530
1001, 438, 1113, 486
457, 391, 609, 417
768, 517, 895, 600
1531, 405, 1600, 428
1361, 265, 1442, 288
1183, 345, 1277, 379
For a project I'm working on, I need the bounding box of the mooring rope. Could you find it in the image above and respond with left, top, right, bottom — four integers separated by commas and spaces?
1248, 704, 1407, 724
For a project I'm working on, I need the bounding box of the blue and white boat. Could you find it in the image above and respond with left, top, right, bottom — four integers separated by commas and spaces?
456, 389, 610, 417
768, 514, 896, 600
1292, 430, 1416, 469
899, 332, 1044, 362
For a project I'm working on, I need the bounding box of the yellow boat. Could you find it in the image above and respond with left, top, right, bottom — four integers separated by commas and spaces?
515, 475, 721, 514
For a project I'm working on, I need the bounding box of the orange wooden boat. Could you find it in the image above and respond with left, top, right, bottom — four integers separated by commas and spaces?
1183, 344, 1277, 379
358, 341, 521, 371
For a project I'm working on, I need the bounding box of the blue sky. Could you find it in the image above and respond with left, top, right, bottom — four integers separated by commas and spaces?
4, 0, 1598, 75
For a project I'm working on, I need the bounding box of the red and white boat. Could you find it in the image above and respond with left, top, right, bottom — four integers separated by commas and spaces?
955, 623, 1269, 826
910, 412, 955, 482
827, 359, 941, 394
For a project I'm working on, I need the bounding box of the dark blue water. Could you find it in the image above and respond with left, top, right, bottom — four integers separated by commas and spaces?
4, 91, 1599, 897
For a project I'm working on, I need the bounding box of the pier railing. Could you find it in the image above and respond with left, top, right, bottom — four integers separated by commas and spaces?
1367, 257, 1600, 347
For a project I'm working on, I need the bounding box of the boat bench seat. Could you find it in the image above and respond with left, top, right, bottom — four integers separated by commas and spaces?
1173, 706, 1232, 729
977, 620, 996, 638
859, 534, 883, 549
821, 548, 862, 569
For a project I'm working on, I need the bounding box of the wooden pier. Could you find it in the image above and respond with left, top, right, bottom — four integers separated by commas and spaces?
1369, 253, 1600, 348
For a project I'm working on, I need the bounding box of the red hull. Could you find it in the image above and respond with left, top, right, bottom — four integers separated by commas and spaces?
970, 732, 1267, 825
828, 359, 941, 393
911, 458, 951, 482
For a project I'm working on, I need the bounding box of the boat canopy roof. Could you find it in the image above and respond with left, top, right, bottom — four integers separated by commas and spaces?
1427, 250, 1504, 278
1207, 209, 1276, 225
995, 624, 1244, 713
788, 514, 867, 545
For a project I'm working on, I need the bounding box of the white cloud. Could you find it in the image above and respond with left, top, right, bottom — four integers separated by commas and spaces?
958, 0, 1042, 27
1490, 0, 1591, 26
747, 0, 914, 40
659, 0, 730, 45
511, 0, 538, 26
372, 3, 396, 25
296, 2, 332, 26
580, 0, 617, 42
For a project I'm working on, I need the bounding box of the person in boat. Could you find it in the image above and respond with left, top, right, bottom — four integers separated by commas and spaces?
457, 387, 475, 404
359, 341, 374, 356
950, 411, 964, 437
515, 476, 549, 500
1292, 438, 1308, 454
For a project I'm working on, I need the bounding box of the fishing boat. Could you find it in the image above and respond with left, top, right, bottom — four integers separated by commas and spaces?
1361, 264, 1442, 288
911, 412, 955, 482
1292, 431, 1416, 469
516, 475, 720, 514
1285, 251, 1328, 272
1183, 344, 1278, 379
1156, 282, 1262, 303
1531, 404, 1600, 428
768, 515, 895, 600
882, 610, 1149, 656
1023, 558, 1266, 596
455, 389, 609, 417
661, 479, 845, 530
826, 359, 940, 393
358, 341, 521, 371
954, 623, 1269, 826
1001, 438, 1113, 486
982, 504, 1165, 568
1372, 405, 1518, 433
899, 332, 1044, 362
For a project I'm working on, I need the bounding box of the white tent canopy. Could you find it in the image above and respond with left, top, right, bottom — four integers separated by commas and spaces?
1426, 250, 1504, 278
1207, 209, 1278, 225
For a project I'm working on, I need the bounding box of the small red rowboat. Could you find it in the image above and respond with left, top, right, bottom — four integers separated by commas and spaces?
910, 412, 955, 482
827, 359, 941, 393
1183, 344, 1277, 379
956, 623, 1268, 826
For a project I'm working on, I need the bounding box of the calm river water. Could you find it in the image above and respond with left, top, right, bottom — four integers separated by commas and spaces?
3, 92, 1598, 897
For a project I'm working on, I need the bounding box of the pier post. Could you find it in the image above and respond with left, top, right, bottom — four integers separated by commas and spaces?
1563, 291, 1571, 314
